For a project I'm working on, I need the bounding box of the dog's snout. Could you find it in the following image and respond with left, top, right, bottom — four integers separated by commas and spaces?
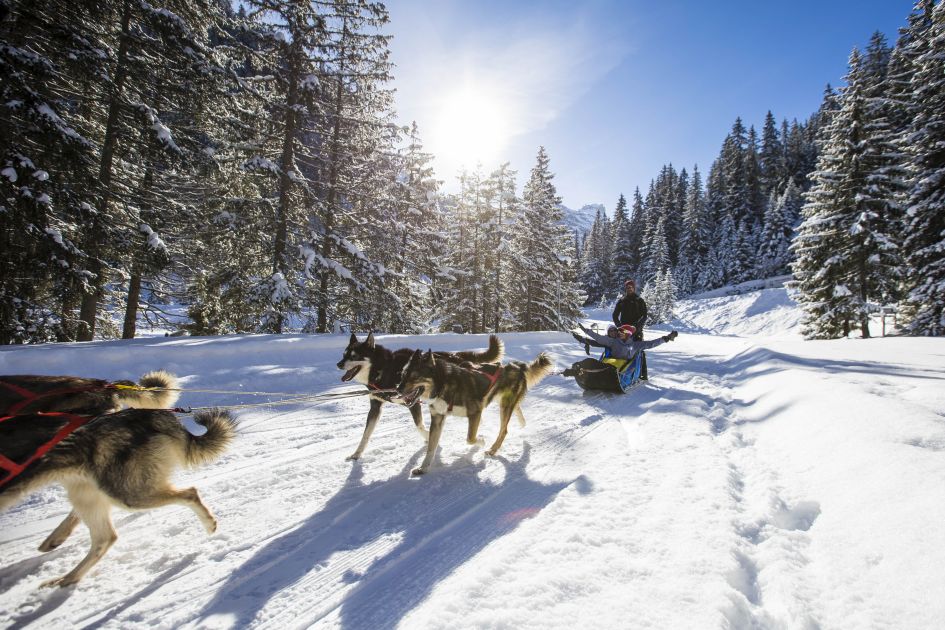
336, 360, 345, 369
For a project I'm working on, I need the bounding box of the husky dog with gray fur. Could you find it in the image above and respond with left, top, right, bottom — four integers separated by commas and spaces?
0, 407, 237, 587
0, 370, 180, 416
396, 350, 554, 475
336, 333, 504, 461
1, 370, 183, 563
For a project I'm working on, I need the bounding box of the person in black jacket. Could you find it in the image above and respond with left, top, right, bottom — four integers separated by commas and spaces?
612, 279, 649, 379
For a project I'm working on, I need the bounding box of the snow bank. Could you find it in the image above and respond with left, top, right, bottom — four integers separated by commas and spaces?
1, 292, 943, 629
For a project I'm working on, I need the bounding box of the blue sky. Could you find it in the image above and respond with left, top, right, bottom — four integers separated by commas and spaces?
386, 1, 914, 210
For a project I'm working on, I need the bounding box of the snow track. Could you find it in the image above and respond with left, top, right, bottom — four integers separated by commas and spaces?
2, 320, 945, 629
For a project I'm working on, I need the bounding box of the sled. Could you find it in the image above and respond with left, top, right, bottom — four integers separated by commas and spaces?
569, 348, 643, 394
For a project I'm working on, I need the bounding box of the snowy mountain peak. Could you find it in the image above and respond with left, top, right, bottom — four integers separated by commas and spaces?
559, 203, 605, 236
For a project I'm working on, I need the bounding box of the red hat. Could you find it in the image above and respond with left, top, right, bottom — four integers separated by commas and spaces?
619, 324, 635, 336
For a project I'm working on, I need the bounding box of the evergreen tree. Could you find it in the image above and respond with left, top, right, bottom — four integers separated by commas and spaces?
676, 165, 706, 295
609, 193, 629, 294
758, 180, 803, 277
902, 1, 945, 335
622, 187, 646, 282
760, 111, 785, 194
792, 49, 882, 338
513, 147, 582, 331
580, 208, 611, 304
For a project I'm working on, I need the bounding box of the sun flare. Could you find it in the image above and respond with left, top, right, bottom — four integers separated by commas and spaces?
430, 85, 509, 169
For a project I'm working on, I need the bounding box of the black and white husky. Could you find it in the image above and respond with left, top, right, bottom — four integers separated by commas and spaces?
0, 371, 236, 587
396, 350, 554, 475
336, 332, 504, 460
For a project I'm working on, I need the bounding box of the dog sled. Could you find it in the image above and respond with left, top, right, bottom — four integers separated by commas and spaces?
566, 348, 643, 394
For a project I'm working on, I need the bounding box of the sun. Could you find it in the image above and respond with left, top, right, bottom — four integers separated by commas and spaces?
429, 84, 509, 169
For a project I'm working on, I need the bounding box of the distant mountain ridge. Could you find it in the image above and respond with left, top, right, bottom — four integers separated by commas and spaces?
559, 203, 605, 236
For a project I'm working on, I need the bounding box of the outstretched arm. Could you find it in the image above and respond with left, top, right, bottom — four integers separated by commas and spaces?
637, 330, 678, 350
578, 324, 611, 346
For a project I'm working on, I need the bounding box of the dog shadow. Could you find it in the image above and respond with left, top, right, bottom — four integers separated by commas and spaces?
199, 444, 581, 629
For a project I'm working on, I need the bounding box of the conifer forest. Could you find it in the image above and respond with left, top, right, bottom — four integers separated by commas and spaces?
1, 0, 943, 343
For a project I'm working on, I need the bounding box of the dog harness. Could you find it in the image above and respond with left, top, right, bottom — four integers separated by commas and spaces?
433, 365, 504, 413
0, 411, 94, 489
0, 379, 121, 489
0, 379, 120, 416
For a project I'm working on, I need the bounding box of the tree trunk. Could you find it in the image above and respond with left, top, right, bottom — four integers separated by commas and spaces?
122, 271, 142, 339
317, 29, 348, 334
271, 39, 302, 335
78, 0, 133, 341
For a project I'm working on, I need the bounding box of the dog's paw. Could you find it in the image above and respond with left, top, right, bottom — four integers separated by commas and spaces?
205, 518, 218, 535
410, 467, 427, 476
38, 539, 61, 553
485, 449, 497, 457
345, 453, 361, 462
41, 574, 78, 589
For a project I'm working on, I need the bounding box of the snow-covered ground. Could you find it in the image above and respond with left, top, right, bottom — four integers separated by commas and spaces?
1, 289, 944, 629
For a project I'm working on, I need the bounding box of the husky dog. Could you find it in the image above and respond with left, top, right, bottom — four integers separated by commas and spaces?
0, 370, 180, 416
336, 332, 504, 461
0, 408, 237, 587
396, 350, 554, 475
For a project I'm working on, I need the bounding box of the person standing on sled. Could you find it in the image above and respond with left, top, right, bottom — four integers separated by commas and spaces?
612, 279, 649, 379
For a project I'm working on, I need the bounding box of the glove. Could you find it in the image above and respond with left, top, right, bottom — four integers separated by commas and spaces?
662, 331, 678, 342
572, 331, 591, 354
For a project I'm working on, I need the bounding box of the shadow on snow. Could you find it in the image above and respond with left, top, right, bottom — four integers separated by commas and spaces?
198, 443, 583, 629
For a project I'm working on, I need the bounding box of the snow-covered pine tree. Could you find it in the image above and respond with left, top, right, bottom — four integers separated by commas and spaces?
792, 49, 881, 338
902, 1, 945, 335
380, 121, 444, 333
485, 163, 522, 331
853, 31, 907, 310
117, 2, 239, 339
0, 0, 233, 342
580, 208, 611, 305
641, 267, 677, 325
513, 146, 582, 331
745, 126, 766, 229
758, 180, 803, 277
438, 167, 485, 333
609, 193, 629, 295
306, 0, 399, 334
760, 111, 785, 195
620, 187, 646, 282
676, 165, 707, 295
0, 0, 102, 342
638, 181, 659, 285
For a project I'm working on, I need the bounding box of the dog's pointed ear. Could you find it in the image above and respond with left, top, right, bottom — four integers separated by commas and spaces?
366, 332, 375, 349
349, 332, 358, 346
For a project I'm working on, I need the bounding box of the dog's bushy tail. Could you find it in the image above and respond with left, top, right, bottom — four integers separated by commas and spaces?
186, 409, 237, 467
456, 334, 504, 364
525, 352, 554, 388
116, 370, 180, 409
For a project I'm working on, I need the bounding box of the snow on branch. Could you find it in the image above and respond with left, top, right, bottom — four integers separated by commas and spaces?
139, 223, 167, 252
243, 156, 282, 175
132, 102, 181, 153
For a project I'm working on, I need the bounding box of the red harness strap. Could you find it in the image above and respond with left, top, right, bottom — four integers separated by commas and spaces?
0, 380, 117, 416
0, 411, 93, 489
443, 365, 503, 413
482, 365, 503, 392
